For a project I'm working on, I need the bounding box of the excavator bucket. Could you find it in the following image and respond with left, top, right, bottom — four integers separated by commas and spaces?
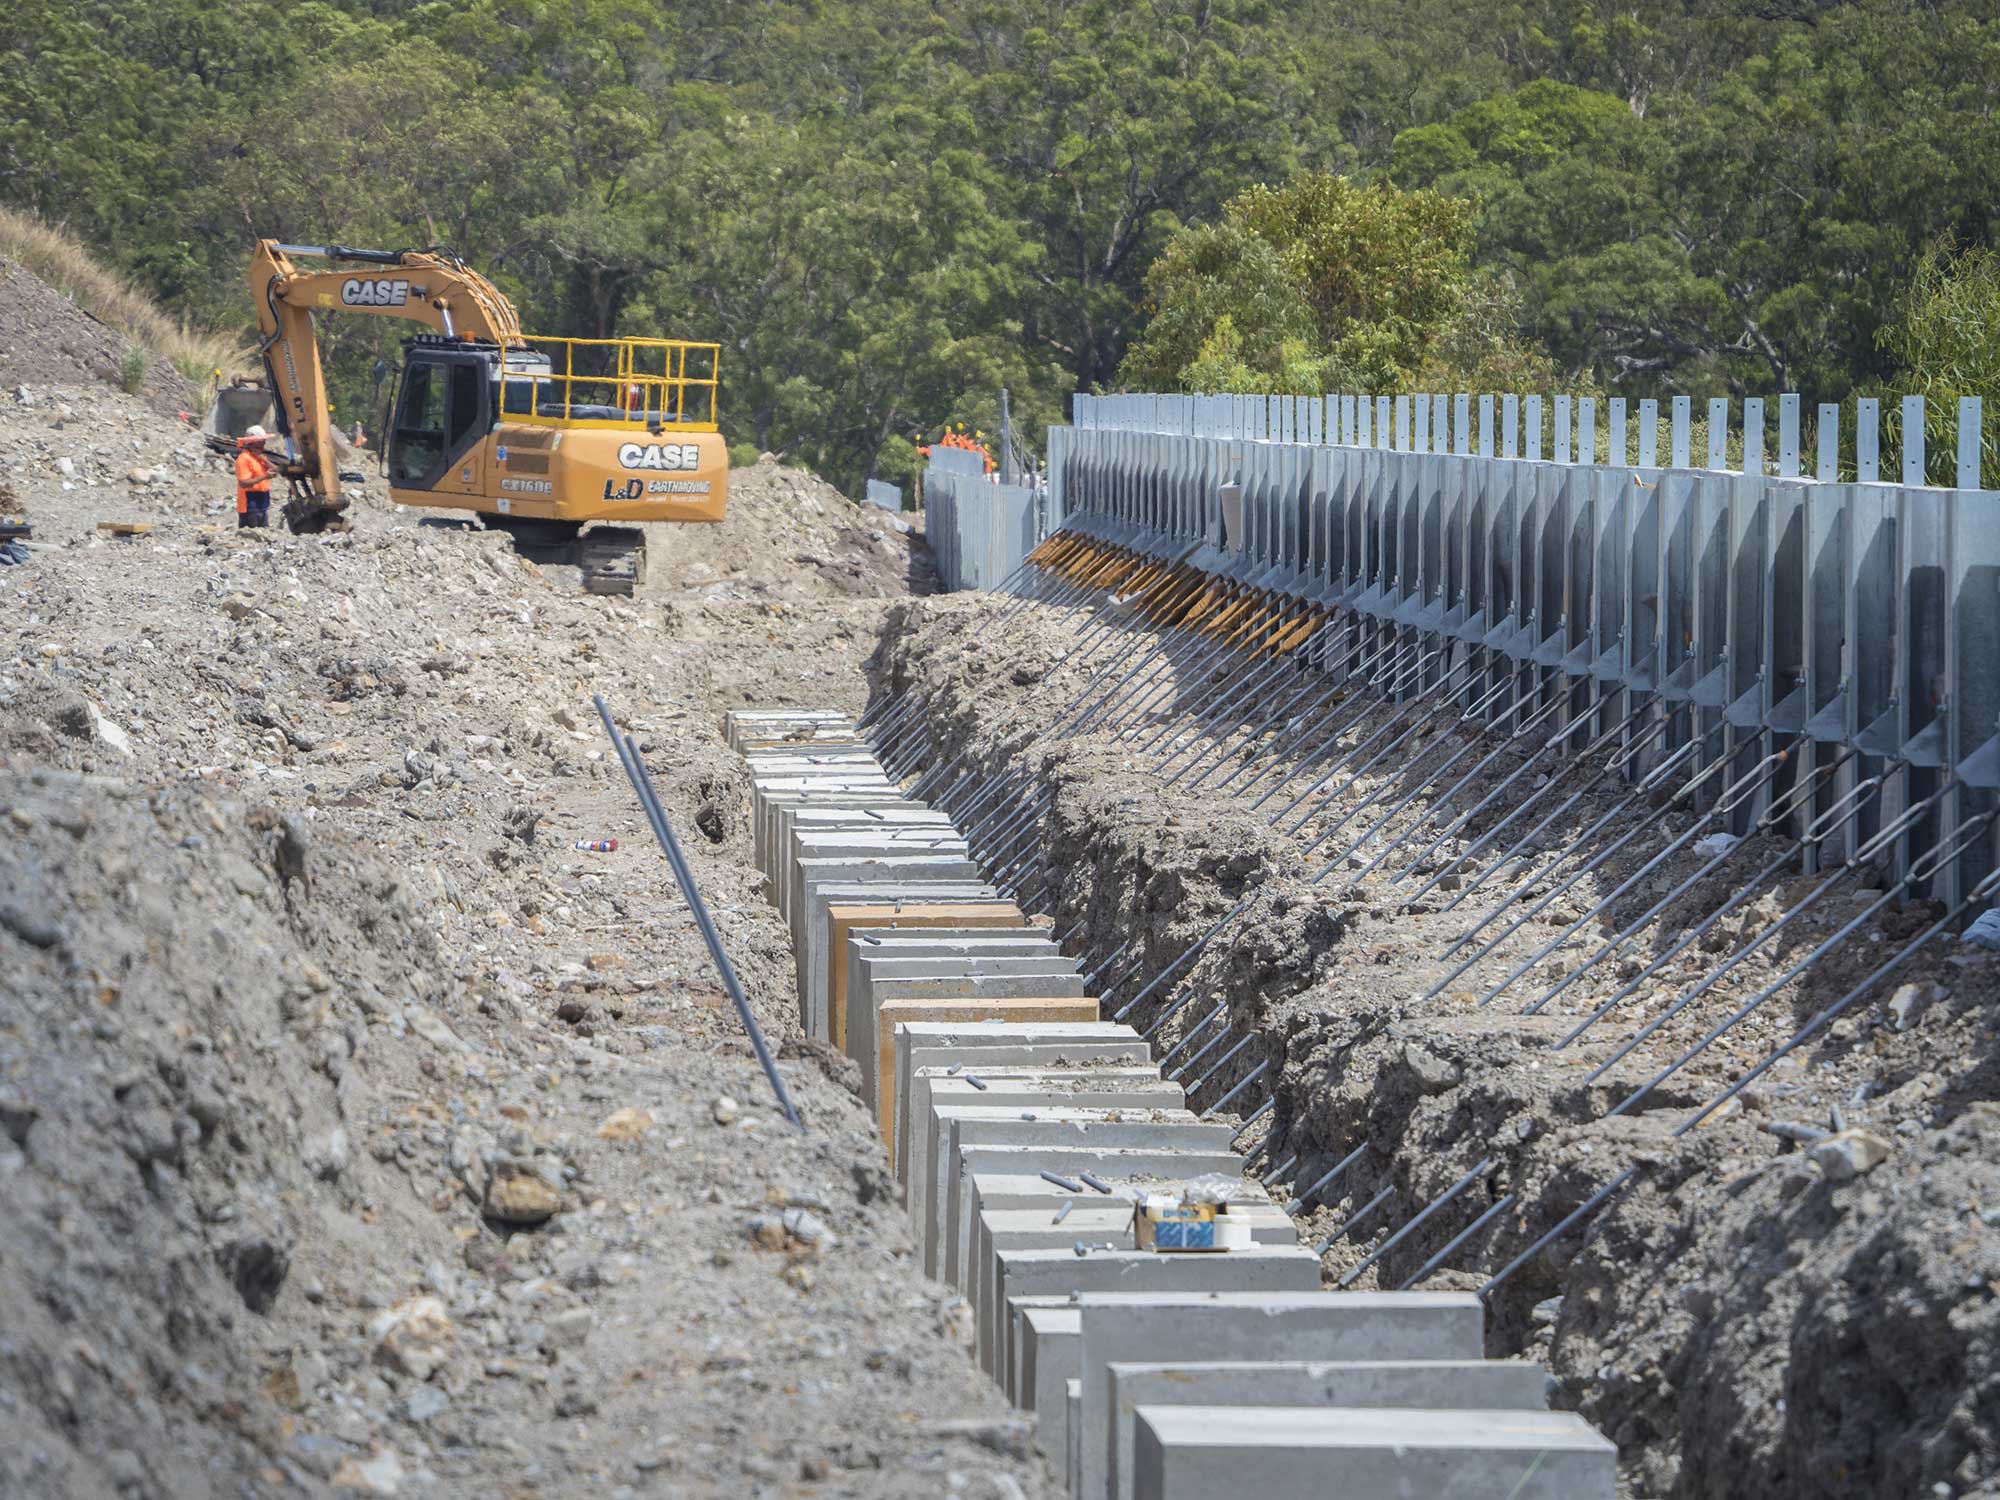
282, 492, 350, 534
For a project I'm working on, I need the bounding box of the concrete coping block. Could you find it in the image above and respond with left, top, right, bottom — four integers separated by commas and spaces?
790, 855, 985, 939
755, 793, 912, 868
937, 1147, 1247, 1279
990, 1246, 1326, 1382
779, 838, 975, 918
1067, 1381, 1083, 1498
858, 972, 1090, 1068
916, 1072, 1182, 1207
871, 997, 1097, 1143
976, 1208, 1298, 1369
1129, 1405, 1618, 1500
894, 1029, 1152, 1172
811, 899, 1026, 1042
1106, 1360, 1555, 1500
915, 1070, 1181, 1174
1019, 1307, 1082, 1459
803, 894, 1019, 1038
927, 1109, 1223, 1282
1076, 1292, 1489, 1500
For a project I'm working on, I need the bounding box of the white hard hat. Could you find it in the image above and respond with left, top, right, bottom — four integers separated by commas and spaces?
244, 424, 268, 439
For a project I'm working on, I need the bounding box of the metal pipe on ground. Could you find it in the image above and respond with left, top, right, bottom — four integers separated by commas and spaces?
593, 696, 801, 1131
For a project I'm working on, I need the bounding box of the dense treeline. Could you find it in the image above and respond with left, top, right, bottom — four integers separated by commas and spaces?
2, 0, 1993, 492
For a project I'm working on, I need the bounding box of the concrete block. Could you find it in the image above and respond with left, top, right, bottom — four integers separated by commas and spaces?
870, 998, 1099, 1141
774, 806, 954, 871
1066, 1380, 1083, 1499
810, 899, 1024, 1041
850, 960, 1084, 1062
940, 1147, 1246, 1281
783, 832, 970, 919
991, 1247, 1325, 1384
1130, 1405, 1617, 1499
1020, 1306, 1080, 1459
754, 790, 908, 871
922, 1108, 1228, 1281
892, 1024, 1148, 1172
849, 938, 1067, 1076
939, 1115, 1235, 1286
976, 1205, 1296, 1365
915, 1074, 1182, 1213
792, 855, 985, 953
1010, 1297, 1076, 1406
1076, 1292, 1487, 1500
801, 890, 1016, 1035
1106, 1360, 1552, 1500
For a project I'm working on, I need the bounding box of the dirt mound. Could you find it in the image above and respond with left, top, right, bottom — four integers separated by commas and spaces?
0, 257, 197, 414
0, 769, 453, 1498
648, 457, 933, 600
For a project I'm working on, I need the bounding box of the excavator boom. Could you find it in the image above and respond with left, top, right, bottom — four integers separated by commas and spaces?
249, 240, 525, 528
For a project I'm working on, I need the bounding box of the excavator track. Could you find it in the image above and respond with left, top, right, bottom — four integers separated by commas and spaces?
576, 526, 646, 596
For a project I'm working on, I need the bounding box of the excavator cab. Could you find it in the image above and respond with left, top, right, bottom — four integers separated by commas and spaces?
385, 339, 500, 491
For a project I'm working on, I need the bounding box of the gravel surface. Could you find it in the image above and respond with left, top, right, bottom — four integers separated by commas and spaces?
0, 366, 1036, 1499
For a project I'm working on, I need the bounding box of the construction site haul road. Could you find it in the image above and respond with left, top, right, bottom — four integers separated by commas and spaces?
5, 237, 2000, 1500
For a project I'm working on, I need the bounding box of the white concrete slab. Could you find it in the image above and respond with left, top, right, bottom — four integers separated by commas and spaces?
1106, 1360, 1552, 1500
1130, 1405, 1617, 1499
1076, 1292, 1487, 1500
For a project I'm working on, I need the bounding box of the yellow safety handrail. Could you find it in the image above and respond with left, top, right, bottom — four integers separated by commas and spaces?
503, 334, 721, 432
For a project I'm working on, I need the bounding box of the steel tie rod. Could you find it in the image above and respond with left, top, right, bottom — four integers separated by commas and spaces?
1284, 1142, 1367, 1215
1184, 1033, 1256, 1100
1583, 772, 1924, 1085
1473, 742, 1785, 1010
1606, 803, 1995, 1114
1313, 1185, 1396, 1255
593, 696, 801, 1131
1246, 636, 1426, 810
1674, 863, 2000, 1134
1524, 750, 1855, 1023
1397, 1193, 1516, 1290
1202, 1060, 1269, 1119
1338, 1156, 1498, 1288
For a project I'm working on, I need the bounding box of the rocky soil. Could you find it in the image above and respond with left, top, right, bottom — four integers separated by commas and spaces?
0, 256, 197, 416
871, 590, 2000, 1500
0, 351, 1051, 1498
653, 457, 931, 601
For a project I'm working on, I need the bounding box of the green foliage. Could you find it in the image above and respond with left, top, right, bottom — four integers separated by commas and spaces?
1880, 239, 2000, 483
2, 0, 1997, 486
1121, 171, 1554, 394
728, 442, 761, 470
117, 348, 147, 395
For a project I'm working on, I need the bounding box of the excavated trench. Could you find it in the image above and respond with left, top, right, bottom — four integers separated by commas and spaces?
863, 591, 2000, 1500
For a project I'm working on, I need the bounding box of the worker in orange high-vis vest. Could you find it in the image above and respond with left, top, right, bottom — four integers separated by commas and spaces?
235, 426, 273, 529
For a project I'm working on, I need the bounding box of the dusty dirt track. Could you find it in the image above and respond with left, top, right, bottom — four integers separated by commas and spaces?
0, 360, 1049, 1498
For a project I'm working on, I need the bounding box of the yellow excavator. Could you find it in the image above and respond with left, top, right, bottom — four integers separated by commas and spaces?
242, 239, 727, 593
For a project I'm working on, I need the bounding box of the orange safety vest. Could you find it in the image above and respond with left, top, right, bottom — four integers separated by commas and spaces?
235, 447, 272, 513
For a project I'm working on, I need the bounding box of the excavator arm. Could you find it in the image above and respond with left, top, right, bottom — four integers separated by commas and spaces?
248, 240, 525, 530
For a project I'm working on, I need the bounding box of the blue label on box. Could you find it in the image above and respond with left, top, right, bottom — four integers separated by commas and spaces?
1154, 1221, 1217, 1250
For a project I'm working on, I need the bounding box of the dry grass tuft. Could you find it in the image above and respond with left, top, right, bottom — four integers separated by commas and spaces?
0, 206, 252, 388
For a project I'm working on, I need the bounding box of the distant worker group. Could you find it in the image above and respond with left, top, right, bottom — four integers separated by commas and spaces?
919, 424, 997, 475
